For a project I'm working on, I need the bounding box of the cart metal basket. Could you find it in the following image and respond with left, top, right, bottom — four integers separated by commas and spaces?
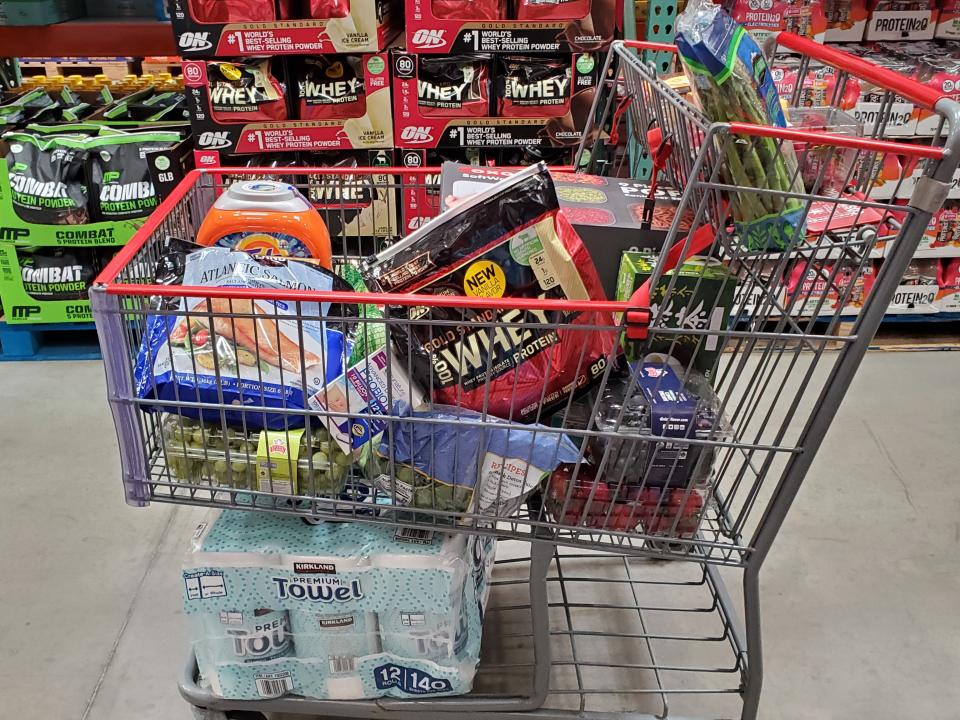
92, 32, 960, 720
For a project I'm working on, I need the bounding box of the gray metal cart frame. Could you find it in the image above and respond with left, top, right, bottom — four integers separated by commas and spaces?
93, 33, 960, 720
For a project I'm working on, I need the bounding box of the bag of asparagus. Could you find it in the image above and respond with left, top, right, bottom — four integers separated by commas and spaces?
675, 0, 806, 251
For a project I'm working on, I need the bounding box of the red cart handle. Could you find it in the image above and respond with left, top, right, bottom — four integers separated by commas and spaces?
773, 33, 945, 111
625, 223, 716, 341
623, 35, 947, 112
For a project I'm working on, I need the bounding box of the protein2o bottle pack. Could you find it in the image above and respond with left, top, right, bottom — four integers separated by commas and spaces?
89, 130, 182, 221
4, 132, 89, 225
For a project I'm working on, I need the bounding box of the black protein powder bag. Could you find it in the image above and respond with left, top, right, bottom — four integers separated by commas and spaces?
18, 247, 98, 300
418, 55, 490, 117
4, 132, 89, 225
89, 131, 182, 222
297, 56, 367, 120
498, 56, 572, 118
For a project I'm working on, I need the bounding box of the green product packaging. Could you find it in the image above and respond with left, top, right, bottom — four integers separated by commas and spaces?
257, 429, 306, 496
616, 249, 735, 380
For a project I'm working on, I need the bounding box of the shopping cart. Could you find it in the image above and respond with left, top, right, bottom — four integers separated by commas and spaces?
92, 33, 960, 720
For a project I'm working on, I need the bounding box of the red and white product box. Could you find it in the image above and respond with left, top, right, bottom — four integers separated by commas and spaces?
396, 147, 573, 231
169, 0, 399, 55
870, 41, 960, 136
392, 50, 599, 149
404, 0, 621, 54
823, 0, 869, 41
199, 149, 400, 241
863, 0, 936, 40
771, 57, 916, 138
888, 257, 939, 314
935, 258, 960, 310
808, 46, 918, 137
913, 202, 960, 257
728, 0, 828, 44
937, 0, 960, 38
184, 54, 393, 158
397, 148, 444, 232
784, 259, 877, 317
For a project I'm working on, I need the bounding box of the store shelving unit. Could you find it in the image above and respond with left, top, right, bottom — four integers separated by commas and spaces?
0, 19, 174, 57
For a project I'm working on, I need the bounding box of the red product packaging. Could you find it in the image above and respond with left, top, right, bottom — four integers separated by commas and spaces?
432, 0, 503, 19
363, 164, 617, 423
497, 55, 572, 118
296, 56, 366, 120
189, 0, 276, 23
307, 0, 351, 18
515, 0, 589, 20
417, 55, 490, 118
208, 59, 288, 124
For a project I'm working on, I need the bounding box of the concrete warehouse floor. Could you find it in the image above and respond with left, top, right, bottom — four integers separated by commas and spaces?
1, 353, 958, 720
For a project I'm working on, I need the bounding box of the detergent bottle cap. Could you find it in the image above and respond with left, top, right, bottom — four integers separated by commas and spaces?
215, 180, 310, 213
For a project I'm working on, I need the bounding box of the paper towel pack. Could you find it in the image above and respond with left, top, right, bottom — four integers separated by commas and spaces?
183, 511, 495, 700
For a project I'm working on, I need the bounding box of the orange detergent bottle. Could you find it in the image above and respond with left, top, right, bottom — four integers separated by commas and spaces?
196, 180, 333, 267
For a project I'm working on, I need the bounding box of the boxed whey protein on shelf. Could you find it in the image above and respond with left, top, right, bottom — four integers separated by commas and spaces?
393, 51, 600, 150
496, 56, 573, 119
363, 163, 618, 422
170, 0, 398, 54
185, 54, 393, 158
416, 55, 491, 118
295, 56, 367, 121
405, 0, 622, 53
206, 59, 289, 125
301, 149, 399, 249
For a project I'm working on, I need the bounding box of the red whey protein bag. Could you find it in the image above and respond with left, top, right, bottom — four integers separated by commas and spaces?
208, 59, 288, 125
307, 0, 350, 17
498, 56, 573, 118
515, 0, 590, 20
189, 0, 277, 23
431, 0, 503, 19
418, 55, 490, 118
363, 164, 617, 423
296, 56, 366, 120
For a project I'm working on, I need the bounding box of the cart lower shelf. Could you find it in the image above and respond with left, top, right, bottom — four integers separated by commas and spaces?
180, 543, 747, 720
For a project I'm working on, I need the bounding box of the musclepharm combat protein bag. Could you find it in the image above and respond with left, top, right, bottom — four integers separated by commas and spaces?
363, 164, 618, 423
208, 59, 288, 124
296, 56, 366, 120
88, 130, 181, 222
18, 247, 98, 301
497, 56, 572, 118
4, 132, 88, 225
418, 55, 490, 118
